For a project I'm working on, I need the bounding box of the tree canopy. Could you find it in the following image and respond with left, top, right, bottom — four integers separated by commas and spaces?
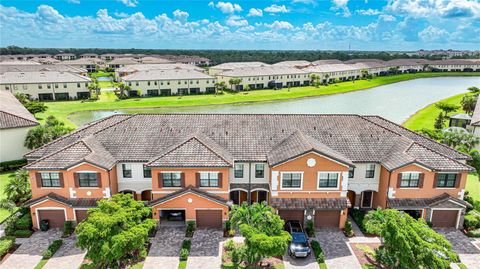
24, 116, 73, 149
75, 194, 156, 268
0, 169, 31, 211
363, 209, 457, 269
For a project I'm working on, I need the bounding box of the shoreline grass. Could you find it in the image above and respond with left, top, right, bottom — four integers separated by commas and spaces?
36, 72, 479, 128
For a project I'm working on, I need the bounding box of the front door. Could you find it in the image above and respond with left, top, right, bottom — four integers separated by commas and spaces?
361, 191, 373, 208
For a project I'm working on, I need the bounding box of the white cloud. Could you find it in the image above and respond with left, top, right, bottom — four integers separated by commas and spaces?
226, 15, 248, 26
386, 0, 480, 19
67, 0, 80, 4
264, 4, 289, 13
208, 2, 214, 8
264, 20, 294, 30
331, 0, 350, 17
247, 8, 263, 17
292, 0, 316, 4
418, 25, 448, 42
117, 0, 138, 8
173, 9, 189, 22
114, 11, 129, 18
379, 14, 396, 21
356, 8, 380, 15
215, 2, 242, 14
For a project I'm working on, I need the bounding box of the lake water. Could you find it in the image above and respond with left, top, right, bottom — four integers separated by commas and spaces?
69, 77, 480, 126
97, 76, 110, 81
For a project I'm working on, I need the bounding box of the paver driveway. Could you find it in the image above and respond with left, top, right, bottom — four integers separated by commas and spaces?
315, 228, 360, 269
43, 235, 86, 269
186, 229, 224, 269
1, 229, 62, 269
143, 227, 185, 269
435, 228, 480, 269
283, 249, 319, 269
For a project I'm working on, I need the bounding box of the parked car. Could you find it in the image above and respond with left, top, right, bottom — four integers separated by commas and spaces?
284, 220, 311, 258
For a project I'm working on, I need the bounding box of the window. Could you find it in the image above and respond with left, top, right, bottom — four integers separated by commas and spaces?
234, 164, 244, 178
63, 83, 67, 88
77, 83, 80, 88
122, 164, 132, 178
162, 173, 181, 187
282, 172, 302, 188
255, 164, 264, 178
38, 84, 42, 89
200, 172, 219, 187
437, 173, 457, 188
365, 164, 375, 178
348, 167, 355, 178
78, 173, 98, 187
400, 173, 420, 187
143, 166, 151, 178
41, 173, 61, 187
318, 173, 339, 188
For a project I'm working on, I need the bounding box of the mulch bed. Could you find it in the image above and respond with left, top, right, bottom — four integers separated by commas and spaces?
350, 243, 383, 268
222, 243, 283, 268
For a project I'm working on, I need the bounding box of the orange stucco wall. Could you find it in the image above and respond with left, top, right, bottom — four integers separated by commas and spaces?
29, 199, 74, 229
272, 152, 349, 199
29, 163, 111, 200
372, 166, 390, 209
151, 192, 229, 221
151, 167, 230, 200
391, 164, 467, 199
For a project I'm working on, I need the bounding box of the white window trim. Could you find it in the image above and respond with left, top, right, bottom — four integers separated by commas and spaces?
280, 171, 304, 190
317, 172, 341, 190
199, 171, 220, 188
35, 207, 68, 228
435, 172, 459, 189
399, 171, 421, 188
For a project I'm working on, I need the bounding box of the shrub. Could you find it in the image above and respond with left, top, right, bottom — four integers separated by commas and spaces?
179, 239, 191, 261
306, 220, 315, 237
344, 220, 354, 237
0, 236, 15, 257
0, 159, 27, 172
466, 228, 480, 237
350, 209, 367, 232
228, 229, 235, 237
186, 220, 195, 237
42, 239, 63, 259
225, 220, 231, 231
464, 214, 480, 230
224, 239, 235, 251
311, 240, 324, 263
181, 240, 191, 250
15, 214, 32, 230
12, 230, 33, 238
62, 221, 74, 237
231, 245, 245, 263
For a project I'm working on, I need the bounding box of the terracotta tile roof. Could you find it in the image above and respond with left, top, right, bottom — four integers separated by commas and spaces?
0, 90, 39, 129
148, 185, 228, 206
270, 197, 351, 209
388, 193, 472, 209
24, 114, 472, 172
267, 130, 353, 167
24, 192, 100, 208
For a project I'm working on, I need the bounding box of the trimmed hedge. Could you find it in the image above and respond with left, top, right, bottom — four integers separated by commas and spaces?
12, 230, 33, 238
350, 209, 367, 233
42, 239, 63, 259
0, 236, 15, 257
186, 220, 195, 237
467, 228, 480, 237
16, 213, 33, 230
311, 240, 325, 264
62, 221, 74, 238
179, 240, 191, 261
0, 159, 27, 172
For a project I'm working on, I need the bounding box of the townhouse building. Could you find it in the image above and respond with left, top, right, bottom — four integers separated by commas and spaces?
0, 90, 39, 162
208, 62, 269, 76
121, 69, 216, 96
23, 114, 472, 230
0, 71, 92, 100
54, 53, 76, 61
114, 63, 203, 79
79, 53, 99, 59
58, 58, 104, 72
303, 63, 362, 82
106, 57, 140, 69
0, 64, 88, 76
217, 66, 310, 90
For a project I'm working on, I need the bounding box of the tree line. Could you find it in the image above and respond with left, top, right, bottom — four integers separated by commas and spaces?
3, 46, 479, 65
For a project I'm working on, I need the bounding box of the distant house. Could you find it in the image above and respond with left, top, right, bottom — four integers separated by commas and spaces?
0, 90, 39, 162
449, 114, 472, 129
468, 100, 480, 150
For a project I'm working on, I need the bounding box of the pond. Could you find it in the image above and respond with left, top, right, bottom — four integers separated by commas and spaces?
70, 77, 480, 126
96, 76, 111, 81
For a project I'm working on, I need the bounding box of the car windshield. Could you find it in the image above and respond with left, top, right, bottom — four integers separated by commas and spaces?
291, 232, 307, 243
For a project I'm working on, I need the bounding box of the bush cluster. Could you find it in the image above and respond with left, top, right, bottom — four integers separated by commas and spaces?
306, 220, 315, 237
344, 220, 354, 237
42, 239, 63, 259
62, 221, 74, 238
350, 209, 367, 233
0, 236, 15, 258
186, 220, 195, 237
179, 240, 191, 261
311, 240, 325, 264
0, 159, 27, 172
5, 211, 32, 238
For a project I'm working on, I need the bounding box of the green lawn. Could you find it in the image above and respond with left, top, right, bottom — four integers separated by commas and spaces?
221, 262, 284, 269
402, 93, 466, 130
36, 72, 479, 128
0, 171, 15, 223
33, 259, 48, 269
178, 260, 187, 269
467, 174, 480, 200
97, 80, 114, 89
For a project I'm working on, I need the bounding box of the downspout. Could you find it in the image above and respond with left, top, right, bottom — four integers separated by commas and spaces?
385, 169, 392, 208
248, 163, 252, 205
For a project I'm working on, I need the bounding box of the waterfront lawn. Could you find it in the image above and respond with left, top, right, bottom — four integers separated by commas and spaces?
467, 174, 480, 201
36, 72, 479, 128
403, 93, 465, 130
0, 172, 15, 223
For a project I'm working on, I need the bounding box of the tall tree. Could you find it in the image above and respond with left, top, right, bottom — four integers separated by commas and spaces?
24, 116, 73, 149
467, 86, 480, 96
76, 194, 156, 268
461, 94, 477, 115
0, 169, 31, 211
228, 78, 242, 91
435, 102, 459, 116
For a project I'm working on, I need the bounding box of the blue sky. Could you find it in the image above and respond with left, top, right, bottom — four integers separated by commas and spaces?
1, 0, 479, 50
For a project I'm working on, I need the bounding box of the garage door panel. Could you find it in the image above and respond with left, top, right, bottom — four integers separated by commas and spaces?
315, 210, 340, 228
75, 210, 88, 224
431, 210, 458, 228
38, 209, 66, 228
196, 210, 222, 228
278, 210, 304, 222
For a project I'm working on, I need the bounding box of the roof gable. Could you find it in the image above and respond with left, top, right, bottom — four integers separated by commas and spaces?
148, 185, 228, 206
0, 91, 38, 129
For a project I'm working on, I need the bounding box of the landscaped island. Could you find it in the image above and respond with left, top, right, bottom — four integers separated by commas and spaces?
37, 72, 480, 128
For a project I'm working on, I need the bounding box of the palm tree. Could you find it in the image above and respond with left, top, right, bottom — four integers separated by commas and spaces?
214, 81, 226, 94
0, 169, 31, 211
309, 74, 320, 87
228, 78, 242, 91
467, 86, 480, 96
24, 126, 51, 150
461, 94, 477, 115
361, 69, 369, 79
